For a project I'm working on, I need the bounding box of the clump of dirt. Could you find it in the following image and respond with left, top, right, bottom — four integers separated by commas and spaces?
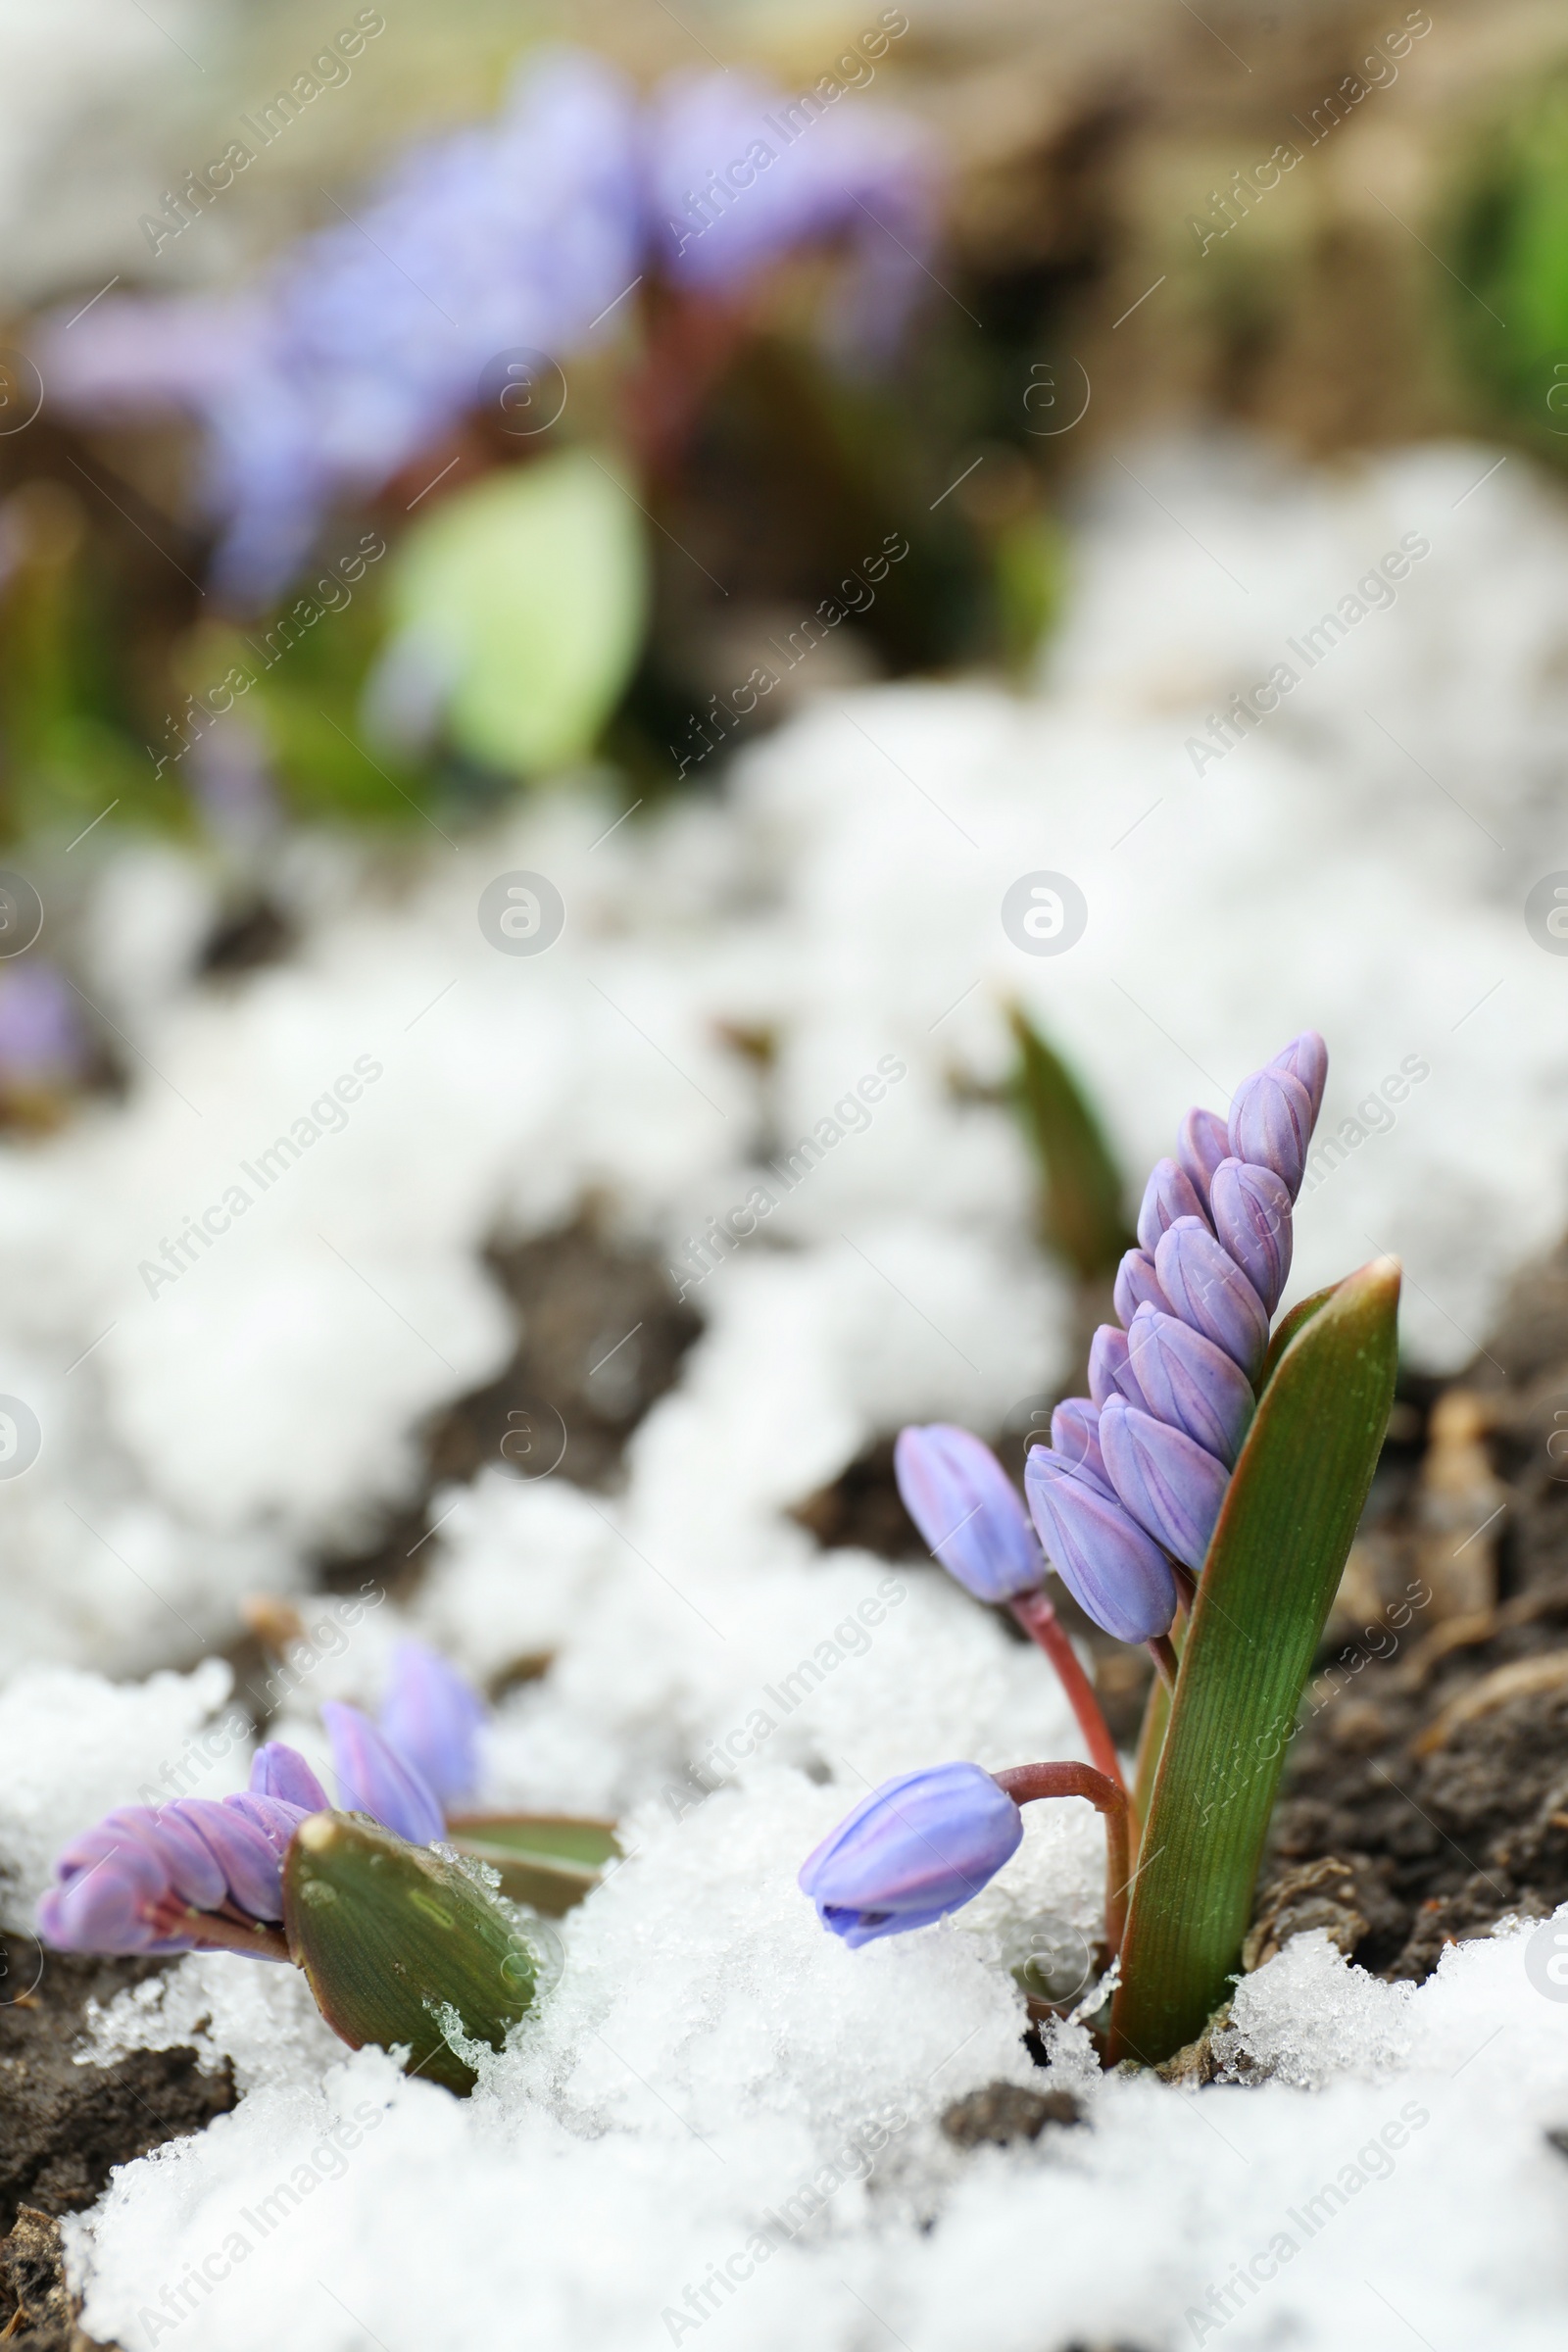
0, 1935, 234, 2240
0, 2206, 114, 2348
941, 2082, 1085, 2147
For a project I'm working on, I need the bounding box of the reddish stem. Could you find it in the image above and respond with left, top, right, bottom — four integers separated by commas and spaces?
1147, 1634, 1179, 1693
993, 1761, 1132, 1954
1008, 1590, 1126, 1794
168, 1904, 292, 1964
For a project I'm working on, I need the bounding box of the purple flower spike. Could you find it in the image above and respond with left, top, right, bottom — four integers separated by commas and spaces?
380, 1642, 488, 1808
1024, 1452, 1178, 1642
1099, 1396, 1231, 1573
1209, 1159, 1294, 1316
1154, 1217, 1270, 1379
1125, 1304, 1255, 1467
1048, 1398, 1113, 1495
1136, 1157, 1210, 1256
1228, 1067, 1314, 1200
322, 1701, 445, 1846
1088, 1326, 1149, 1414
172, 1798, 291, 1922
1271, 1031, 1328, 1127
1178, 1107, 1231, 1208
250, 1741, 329, 1814
1113, 1247, 1172, 1328
799, 1762, 1021, 1946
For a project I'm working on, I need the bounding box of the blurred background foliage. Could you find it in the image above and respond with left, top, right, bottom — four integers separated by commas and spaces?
0, 0, 1567, 1119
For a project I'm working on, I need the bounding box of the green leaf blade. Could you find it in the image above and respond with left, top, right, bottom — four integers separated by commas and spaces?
445, 1811, 619, 1915
1008, 1005, 1134, 1281
1108, 1256, 1400, 2066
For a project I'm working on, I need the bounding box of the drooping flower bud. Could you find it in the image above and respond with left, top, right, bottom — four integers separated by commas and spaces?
36, 1792, 302, 1959
1270, 1030, 1328, 1126
1098, 1396, 1231, 1572
893, 1423, 1042, 1603
1048, 1397, 1112, 1494
380, 1642, 487, 1809
322, 1701, 445, 1845
1177, 1106, 1231, 1207
1209, 1158, 1293, 1316
1024, 1451, 1178, 1642
1228, 1067, 1313, 1200
1136, 1156, 1210, 1256
1154, 1217, 1269, 1379
1124, 1303, 1254, 1466
283, 1811, 546, 2094
1088, 1325, 1149, 1414
251, 1740, 329, 1813
1113, 1246, 1171, 1328
798, 1762, 1022, 1946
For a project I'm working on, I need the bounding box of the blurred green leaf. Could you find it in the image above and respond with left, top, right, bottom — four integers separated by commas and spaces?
445, 1811, 619, 1916
1008, 1004, 1135, 1282
1108, 1257, 1400, 2067
386, 449, 649, 776
1451, 83, 1568, 445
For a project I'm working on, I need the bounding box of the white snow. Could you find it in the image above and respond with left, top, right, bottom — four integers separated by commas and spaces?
8, 431, 1568, 2346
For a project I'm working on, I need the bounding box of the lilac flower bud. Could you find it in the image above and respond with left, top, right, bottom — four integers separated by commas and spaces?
1270, 1031, 1328, 1126
1024, 1451, 1178, 1642
1228, 1067, 1313, 1200
251, 1741, 329, 1813
1209, 1158, 1293, 1316
1178, 1107, 1231, 1208
1088, 1326, 1149, 1414
893, 1424, 1043, 1603
798, 1762, 1021, 1946
1124, 1303, 1254, 1466
1048, 1398, 1112, 1494
1098, 1396, 1231, 1573
380, 1642, 488, 1808
322, 1702, 445, 1846
1113, 1247, 1172, 1328
223, 1792, 311, 1869
111, 1805, 226, 1913
171, 1798, 293, 1921
1154, 1217, 1269, 1379
1136, 1156, 1210, 1256
36, 1824, 173, 1955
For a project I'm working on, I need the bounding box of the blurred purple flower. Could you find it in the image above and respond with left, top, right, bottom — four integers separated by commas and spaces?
322, 1700, 444, 1845
799, 1761, 1021, 1945
893, 1422, 1042, 1603
379, 1642, 487, 1808
40, 47, 934, 601
0, 963, 90, 1094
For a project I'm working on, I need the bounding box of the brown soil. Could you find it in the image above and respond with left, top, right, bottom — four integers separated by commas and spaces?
0, 1934, 234, 2246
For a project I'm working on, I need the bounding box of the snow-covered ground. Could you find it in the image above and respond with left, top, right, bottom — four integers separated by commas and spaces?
4, 432, 1568, 2347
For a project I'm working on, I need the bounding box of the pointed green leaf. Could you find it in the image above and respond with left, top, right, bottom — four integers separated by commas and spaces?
445, 1811, 619, 1916
1108, 1257, 1400, 2066
283, 1812, 544, 2094
384, 448, 649, 776
1008, 1005, 1134, 1281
